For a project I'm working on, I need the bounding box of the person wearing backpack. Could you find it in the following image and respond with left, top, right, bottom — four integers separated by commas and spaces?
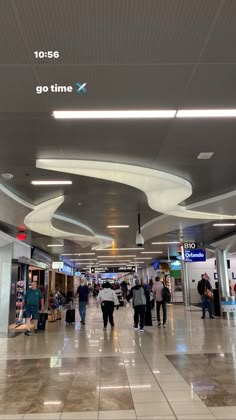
127, 278, 148, 332
197, 274, 214, 319
153, 276, 168, 328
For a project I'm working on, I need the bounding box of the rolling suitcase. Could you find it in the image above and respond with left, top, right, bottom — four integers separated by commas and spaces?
38, 313, 48, 331
65, 308, 75, 323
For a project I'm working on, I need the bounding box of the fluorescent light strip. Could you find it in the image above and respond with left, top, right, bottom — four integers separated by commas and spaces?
152, 241, 180, 245
70, 258, 97, 260
98, 260, 131, 263
97, 255, 136, 258
95, 248, 144, 251
89, 263, 135, 266
62, 253, 95, 256
44, 401, 62, 405
213, 223, 235, 226
107, 225, 129, 228
141, 251, 163, 254
53, 110, 176, 119
31, 180, 72, 185
177, 109, 236, 118
47, 244, 63, 247
134, 257, 152, 260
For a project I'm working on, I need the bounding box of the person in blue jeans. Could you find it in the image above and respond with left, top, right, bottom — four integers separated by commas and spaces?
76, 281, 89, 325
197, 274, 214, 319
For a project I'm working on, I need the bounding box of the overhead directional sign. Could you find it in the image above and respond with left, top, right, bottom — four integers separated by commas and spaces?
183, 242, 197, 250
184, 249, 206, 262
91, 266, 136, 274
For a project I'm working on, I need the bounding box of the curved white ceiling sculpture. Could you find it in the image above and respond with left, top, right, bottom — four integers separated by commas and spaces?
21, 194, 113, 248
37, 159, 236, 220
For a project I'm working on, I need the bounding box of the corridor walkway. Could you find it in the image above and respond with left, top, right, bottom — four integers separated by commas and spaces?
1, 303, 236, 419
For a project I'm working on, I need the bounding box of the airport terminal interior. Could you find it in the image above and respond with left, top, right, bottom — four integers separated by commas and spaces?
1, 1, 236, 419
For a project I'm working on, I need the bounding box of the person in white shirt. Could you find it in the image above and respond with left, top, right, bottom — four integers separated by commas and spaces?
97, 282, 119, 329
152, 276, 167, 327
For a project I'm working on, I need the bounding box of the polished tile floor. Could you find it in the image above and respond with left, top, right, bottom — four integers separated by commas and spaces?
1, 302, 236, 419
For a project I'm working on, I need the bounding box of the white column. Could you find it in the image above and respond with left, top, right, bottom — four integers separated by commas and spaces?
215, 248, 230, 298
0, 243, 13, 333
181, 260, 190, 307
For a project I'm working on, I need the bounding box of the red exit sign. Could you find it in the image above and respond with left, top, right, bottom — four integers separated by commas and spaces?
17, 232, 26, 241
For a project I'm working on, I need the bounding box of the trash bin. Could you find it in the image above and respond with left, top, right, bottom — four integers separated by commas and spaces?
221, 296, 236, 319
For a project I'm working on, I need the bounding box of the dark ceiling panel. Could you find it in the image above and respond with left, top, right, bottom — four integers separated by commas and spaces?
0, 68, 44, 112
201, 1, 236, 63
34, 64, 192, 110
155, 118, 236, 204
0, 1, 29, 64
0, 0, 235, 254
182, 64, 236, 107
14, 0, 219, 64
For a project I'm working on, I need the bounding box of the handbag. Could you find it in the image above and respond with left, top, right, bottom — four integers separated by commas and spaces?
204, 288, 213, 299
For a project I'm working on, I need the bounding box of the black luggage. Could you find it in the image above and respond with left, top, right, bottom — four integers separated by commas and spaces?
38, 313, 48, 331
65, 308, 75, 323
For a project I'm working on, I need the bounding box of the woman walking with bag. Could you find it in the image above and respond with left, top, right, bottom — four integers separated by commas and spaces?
97, 282, 119, 330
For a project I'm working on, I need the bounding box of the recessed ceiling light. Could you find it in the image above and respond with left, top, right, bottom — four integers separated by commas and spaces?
1, 173, 14, 180
95, 248, 144, 251
47, 244, 64, 247
107, 225, 130, 229
213, 223, 236, 226
176, 109, 236, 118
61, 253, 95, 256
141, 251, 163, 254
197, 152, 214, 160
98, 260, 131, 263
151, 241, 180, 245
70, 258, 97, 261
44, 401, 62, 405
134, 257, 152, 260
31, 180, 72, 185
132, 261, 145, 264
97, 255, 136, 258
53, 110, 177, 119
78, 202, 82, 206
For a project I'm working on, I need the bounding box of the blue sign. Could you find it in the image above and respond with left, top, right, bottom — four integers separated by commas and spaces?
184, 248, 206, 262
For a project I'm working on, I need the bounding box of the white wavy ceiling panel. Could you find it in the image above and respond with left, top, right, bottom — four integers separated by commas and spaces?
36, 159, 236, 220
24, 195, 112, 248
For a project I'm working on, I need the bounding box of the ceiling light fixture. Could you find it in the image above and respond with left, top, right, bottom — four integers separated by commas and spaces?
213, 223, 236, 227
152, 241, 180, 245
197, 152, 214, 160
107, 225, 130, 228
141, 251, 163, 254
99, 260, 131, 264
97, 255, 136, 258
53, 110, 177, 119
47, 244, 64, 247
177, 109, 236, 118
95, 248, 144, 251
134, 257, 152, 260
70, 258, 97, 261
31, 180, 72, 185
1, 173, 14, 180
61, 253, 95, 256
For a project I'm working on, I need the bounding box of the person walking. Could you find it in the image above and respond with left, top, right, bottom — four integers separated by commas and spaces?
23, 281, 44, 335
127, 279, 147, 332
97, 282, 119, 330
152, 276, 167, 327
197, 274, 214, 319
76, 280, 90, 325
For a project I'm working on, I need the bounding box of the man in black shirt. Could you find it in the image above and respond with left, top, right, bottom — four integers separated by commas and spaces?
197, 274, 214, 319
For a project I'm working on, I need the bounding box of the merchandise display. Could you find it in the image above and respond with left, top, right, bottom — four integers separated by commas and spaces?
15, 280, 26, 327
